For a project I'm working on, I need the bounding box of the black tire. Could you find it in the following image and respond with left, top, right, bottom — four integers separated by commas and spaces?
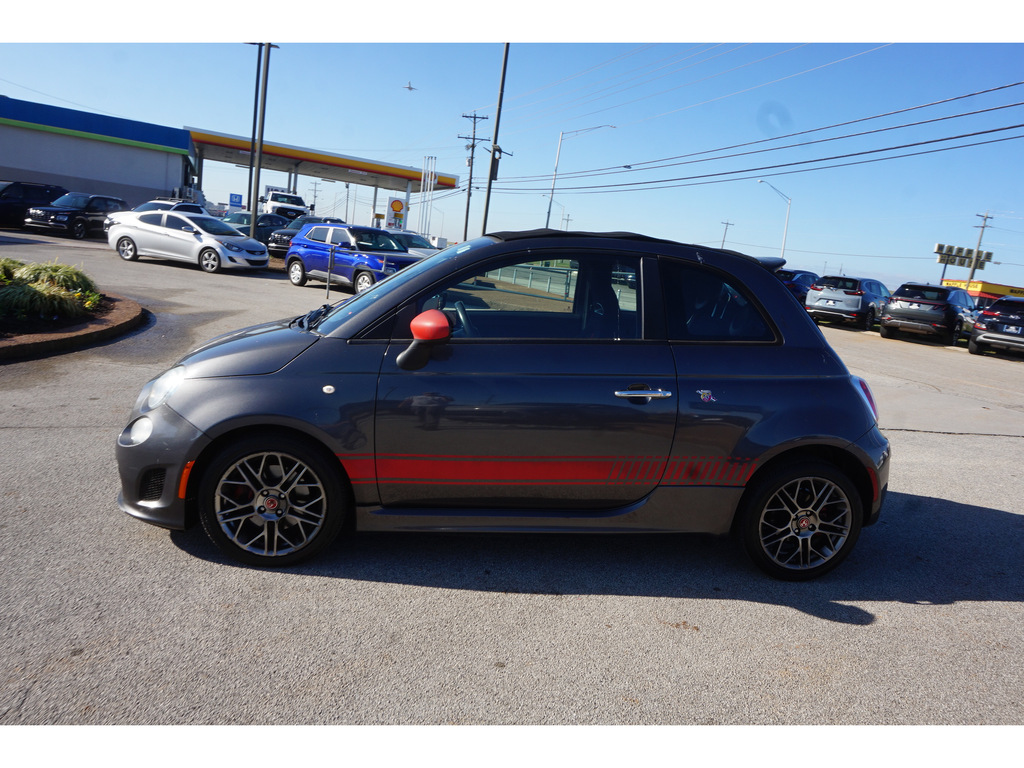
354, 271, 376, 293
70, 219, 88, 239
199, 248, 221, 274
879, 324, 897, 339
197, 434, 348, 567
942, 321, 961, 346
860, 307, 875, 331
737, 460, 863, 580
968, 336, 986, 355
288, 259, 307, 286
116, 237, 139, 261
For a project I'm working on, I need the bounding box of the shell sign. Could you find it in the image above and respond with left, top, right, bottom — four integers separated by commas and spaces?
386, 197, 406, 229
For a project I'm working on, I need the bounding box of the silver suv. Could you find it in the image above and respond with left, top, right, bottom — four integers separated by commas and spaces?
805, 275, 891, 330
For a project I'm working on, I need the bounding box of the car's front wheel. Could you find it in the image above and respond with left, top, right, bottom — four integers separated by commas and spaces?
197, 435, 348, 567
288, 259, 307, 286
354, 271, 376, 293
199, 248, 221, 273
738, 461, 863, 580
116, 237, 139, 261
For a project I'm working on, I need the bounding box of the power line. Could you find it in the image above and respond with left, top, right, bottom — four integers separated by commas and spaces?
488, 125, 1024, 194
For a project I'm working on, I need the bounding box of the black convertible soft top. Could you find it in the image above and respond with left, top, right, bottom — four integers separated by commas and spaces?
484, 228, 785, 271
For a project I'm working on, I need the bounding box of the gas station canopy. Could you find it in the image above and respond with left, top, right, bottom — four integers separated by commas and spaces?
186, 127, 459, 194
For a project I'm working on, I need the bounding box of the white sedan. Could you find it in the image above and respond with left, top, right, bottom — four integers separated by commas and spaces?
106, 211, 268, 273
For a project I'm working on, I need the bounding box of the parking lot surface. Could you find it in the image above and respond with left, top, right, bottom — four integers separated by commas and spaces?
1, 232, 1022, 725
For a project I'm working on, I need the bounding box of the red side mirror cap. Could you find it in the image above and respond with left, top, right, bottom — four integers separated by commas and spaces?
410, 309, 451, 341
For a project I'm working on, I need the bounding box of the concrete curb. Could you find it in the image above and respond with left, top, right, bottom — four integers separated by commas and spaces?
0, 293, 147, 361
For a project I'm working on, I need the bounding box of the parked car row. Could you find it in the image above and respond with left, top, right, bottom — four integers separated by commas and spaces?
789, 267, 1021, 360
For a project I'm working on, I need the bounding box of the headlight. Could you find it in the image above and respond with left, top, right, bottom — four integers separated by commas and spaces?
218, 240, 243, 252
143, 366, 187, 411
55, 214, 68, 222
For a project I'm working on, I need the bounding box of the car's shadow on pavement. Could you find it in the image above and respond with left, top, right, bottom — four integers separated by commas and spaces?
170, 490, 1024, 625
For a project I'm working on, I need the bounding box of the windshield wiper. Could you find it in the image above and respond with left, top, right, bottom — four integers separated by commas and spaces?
294, 303, 332, 331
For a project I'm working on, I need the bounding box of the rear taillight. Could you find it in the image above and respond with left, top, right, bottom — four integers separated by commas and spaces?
853, 376, 879, 423
980, 309, 997, 318
843, 290, 864, 296
809, 283, 822, 291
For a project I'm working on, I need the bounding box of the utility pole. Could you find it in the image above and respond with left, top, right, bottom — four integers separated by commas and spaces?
459, 113, 490, 242
968, 211, 992, 283
721, 220, 733, 248
481, 44, 509, 236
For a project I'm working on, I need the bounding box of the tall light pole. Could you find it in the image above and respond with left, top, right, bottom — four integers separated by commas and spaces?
758, 179, 791, 260
545, 125, 614, 228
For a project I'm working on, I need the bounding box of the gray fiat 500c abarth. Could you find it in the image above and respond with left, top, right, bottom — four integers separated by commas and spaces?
116, 229, 890, 580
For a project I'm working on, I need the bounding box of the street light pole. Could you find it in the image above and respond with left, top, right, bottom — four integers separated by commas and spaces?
545, 125, 614, 229
758, 179, 791, 260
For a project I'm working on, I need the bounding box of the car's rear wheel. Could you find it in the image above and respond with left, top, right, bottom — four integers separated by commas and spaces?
879, 324, 897, 339
354, 271, 375, 293
199, 249, 221, 274
70, 219, 88, 239
197, 435, 347, 567
738, 461, 863, 580
288, 259, 307, 286
860, 307, 875, 331
116, 237, 139, 261
968, 336, 986, 355
943, 320, 962, 346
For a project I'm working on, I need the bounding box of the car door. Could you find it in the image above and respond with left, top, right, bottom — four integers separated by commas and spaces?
129, 212, 167, 256
374, 249, 677, 509
299, 226, 333, 279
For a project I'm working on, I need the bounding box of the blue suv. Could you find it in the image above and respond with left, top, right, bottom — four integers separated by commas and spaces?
285, 224, 420, 292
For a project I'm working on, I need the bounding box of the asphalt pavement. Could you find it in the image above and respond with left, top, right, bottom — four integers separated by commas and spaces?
1, 230, 1022, 729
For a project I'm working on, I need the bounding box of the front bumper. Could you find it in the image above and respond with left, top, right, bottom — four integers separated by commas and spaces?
24, 218, 70, 233
115, 405, 212, 530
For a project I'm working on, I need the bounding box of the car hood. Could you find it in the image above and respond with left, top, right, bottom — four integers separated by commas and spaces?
30, 204, 84, 213
178, 319, 318, 378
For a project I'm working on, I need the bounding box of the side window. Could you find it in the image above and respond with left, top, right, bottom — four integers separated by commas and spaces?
139, 213, 164, 226
414, 253, 641, 340
306, 226, 330, 243
164, 215, 193, 232
661, 259, 774, 342
328, 228, 350, 246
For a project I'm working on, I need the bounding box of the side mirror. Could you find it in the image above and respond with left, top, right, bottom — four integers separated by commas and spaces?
396, 309, 451, 370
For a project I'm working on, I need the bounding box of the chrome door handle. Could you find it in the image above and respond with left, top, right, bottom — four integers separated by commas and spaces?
614, 389, 673, 399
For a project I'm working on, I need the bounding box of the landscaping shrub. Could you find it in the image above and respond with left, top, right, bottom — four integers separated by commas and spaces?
0, 259, 101, 322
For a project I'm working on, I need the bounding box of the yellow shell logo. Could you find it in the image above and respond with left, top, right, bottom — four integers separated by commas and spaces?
390, 200, 405, 212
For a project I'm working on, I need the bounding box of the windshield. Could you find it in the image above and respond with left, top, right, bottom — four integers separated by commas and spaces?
817, 276, 860, 290
50, 193, 90, 209
192, 216, 249, 236
271, 193, 305, 206
224, 213, 250, 225
314, 237, 496, 335
894, 285, 948, 301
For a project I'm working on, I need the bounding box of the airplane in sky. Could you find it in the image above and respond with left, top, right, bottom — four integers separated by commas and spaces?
403, 81, 417, 91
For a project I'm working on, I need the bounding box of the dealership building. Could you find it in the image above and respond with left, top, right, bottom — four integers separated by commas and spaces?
0, 96, 458, 217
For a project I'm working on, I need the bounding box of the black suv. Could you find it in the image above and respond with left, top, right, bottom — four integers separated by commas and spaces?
0, 181, 69, 228
267, 215, 345, 257
25, 193, 128, 239
880, 282, 976, 345
969, 296, 1024, 357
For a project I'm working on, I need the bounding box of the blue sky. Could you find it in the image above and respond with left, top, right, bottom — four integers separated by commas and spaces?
2, 6, 1022, 290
